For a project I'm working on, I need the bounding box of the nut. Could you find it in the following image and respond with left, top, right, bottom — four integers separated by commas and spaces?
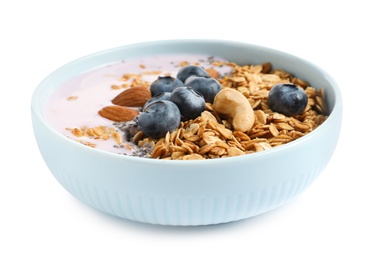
205, 68, 219, 78
212, 88, 255, 132
112, 86, 151, 107
98, 105, 139, 122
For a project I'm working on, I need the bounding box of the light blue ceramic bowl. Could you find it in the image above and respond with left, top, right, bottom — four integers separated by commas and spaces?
31, 40, 343, 226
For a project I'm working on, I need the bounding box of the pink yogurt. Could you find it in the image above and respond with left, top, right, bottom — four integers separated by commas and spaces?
45, 54, 233, 155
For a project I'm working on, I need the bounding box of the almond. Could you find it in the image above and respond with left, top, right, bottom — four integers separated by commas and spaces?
98, 105, 139, 122
206, 68, 219, 79
112, 86, 151, 107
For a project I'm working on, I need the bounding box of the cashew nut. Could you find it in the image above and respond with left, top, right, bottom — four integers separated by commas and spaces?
212, 88, 255, 132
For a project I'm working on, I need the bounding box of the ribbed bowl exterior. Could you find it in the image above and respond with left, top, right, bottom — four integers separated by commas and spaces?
31, 40, 343, 226
52, 165, 321, 225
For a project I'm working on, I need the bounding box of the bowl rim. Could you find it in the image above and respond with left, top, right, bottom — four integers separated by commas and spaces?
31, 39, 343, 166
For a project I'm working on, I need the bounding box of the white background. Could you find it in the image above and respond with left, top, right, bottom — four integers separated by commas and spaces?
1, 0, 369, 259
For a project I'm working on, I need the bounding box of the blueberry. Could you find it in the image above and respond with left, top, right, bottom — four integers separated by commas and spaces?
169, 86, 206, 119
185, 76, 222, 103
138, 100, 181, 139
268, 83, 308, 116
176, 65, 210, 83
149, 76, 184, 96
143, 92, 171, 110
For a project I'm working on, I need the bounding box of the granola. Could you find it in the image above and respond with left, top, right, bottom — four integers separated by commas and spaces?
132, 61, 328, 159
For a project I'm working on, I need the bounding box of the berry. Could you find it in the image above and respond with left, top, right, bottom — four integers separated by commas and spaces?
268, 83, 308, 116
138, 100, 181, 139
170, 86, 206, 119
149, 76, 184, 96
176, 65, 210, 83
143, 92, 171, 110
185, 76, 222, 103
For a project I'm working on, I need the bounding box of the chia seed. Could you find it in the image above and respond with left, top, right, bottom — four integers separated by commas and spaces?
113, 117, 154, 158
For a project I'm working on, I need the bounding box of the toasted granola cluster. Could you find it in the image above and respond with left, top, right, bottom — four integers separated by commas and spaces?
130, 61, 327, 159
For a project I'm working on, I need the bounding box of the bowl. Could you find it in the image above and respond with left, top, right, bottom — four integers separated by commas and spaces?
31, 39, 343, 226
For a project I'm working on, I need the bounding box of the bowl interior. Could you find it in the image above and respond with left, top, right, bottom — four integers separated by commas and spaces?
32, 39, 341, 121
